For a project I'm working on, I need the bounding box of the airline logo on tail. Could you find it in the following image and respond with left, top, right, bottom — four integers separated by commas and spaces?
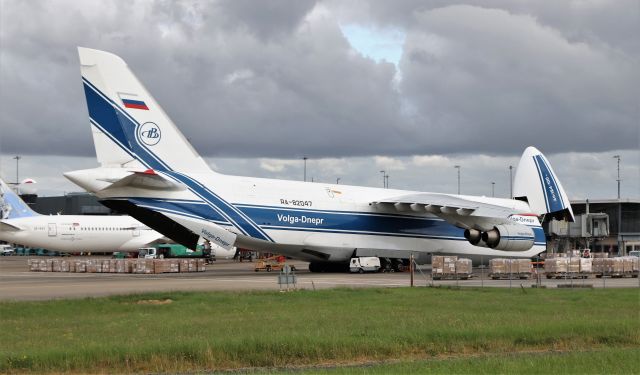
0, 179, 38, 219
138, 122, 161, 146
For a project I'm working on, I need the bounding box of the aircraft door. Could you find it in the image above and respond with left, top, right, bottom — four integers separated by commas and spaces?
48, 223, 57, 237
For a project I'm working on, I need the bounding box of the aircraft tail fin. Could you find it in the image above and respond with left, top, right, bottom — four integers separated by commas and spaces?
513, 147, 574, 222
0, 178, 40, 219
78, 47, 211, 173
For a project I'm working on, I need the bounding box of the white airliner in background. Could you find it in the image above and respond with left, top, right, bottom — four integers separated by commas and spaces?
66, 48, 574, 271
0, 177, 164, 252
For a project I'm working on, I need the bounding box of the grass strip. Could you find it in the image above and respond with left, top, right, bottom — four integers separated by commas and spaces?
1, 287, 638, 373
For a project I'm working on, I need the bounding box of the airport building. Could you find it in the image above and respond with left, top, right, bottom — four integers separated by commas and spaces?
569, 199, 640, 254
30, 192, 113, 215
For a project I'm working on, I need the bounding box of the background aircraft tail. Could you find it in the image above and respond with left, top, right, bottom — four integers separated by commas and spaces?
0, 178, 39, 219
513, 147, 574, 221
78, 47, 211, 173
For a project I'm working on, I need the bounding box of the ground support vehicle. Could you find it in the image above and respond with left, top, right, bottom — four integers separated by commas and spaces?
140, 244, 210, 259
1, 244, 15, 256
349, 257, 381, 273
254, 256, 294, 272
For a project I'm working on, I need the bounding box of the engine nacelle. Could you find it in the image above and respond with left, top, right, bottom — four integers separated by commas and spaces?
464, 229, 482, 245
481, 224, 535, 251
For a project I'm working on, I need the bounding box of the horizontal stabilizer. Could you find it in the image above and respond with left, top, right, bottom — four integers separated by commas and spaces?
106, 170, 185, 191
0, 220, 23, 232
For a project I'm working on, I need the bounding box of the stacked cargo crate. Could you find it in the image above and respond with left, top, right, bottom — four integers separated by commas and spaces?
594, 257, 639, 278
432, 256, 472, 280
27, 258, 207, 274
489, 259, 532, 279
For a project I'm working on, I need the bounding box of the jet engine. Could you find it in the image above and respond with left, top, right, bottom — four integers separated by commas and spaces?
463, 228, 483, 246
465, 225, 534, 251
481, 224, 534, 251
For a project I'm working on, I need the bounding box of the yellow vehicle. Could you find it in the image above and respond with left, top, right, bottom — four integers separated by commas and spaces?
254, 256, 295, 272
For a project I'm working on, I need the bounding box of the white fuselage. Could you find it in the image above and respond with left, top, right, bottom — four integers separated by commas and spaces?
81, 169, 546, 263
0, 215, 161, 252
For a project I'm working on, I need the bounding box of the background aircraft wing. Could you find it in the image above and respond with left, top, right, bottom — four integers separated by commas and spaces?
372, 193, 523, 231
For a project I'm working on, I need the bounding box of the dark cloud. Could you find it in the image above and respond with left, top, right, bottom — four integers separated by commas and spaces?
398, 5, 639, 154
0, 0, 637, 161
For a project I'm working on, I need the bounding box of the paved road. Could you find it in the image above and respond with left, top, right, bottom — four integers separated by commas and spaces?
1, 257, 638, 301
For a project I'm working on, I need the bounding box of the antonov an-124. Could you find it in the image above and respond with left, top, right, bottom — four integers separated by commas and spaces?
65, 48, 574, 271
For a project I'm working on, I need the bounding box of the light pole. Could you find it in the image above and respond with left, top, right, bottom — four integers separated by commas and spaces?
380, 170, 386, 188
613, 155, 622, 255
491, 182, 495, 197
454, 165, 460, 194
13, 156, 21, 186
509, 165, 513, 198
303, 156, 308, 182
613, 155, 621, 199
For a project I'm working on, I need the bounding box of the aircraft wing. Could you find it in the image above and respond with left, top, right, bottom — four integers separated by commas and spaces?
372, 193, 521, 231
0, 220, 24, 232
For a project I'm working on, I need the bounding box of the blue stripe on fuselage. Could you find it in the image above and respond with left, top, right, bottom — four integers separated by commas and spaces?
128, 198, 546, 244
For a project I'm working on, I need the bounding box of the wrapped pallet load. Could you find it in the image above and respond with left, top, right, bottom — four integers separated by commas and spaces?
544, 257, 568, 278
74, 261, 87, 273
567, 257, 580, 274
489, 258, 507, 278
60, 260, 72, 272
622, 257, 636, 275
28, 259, 38, 272
455, 258, 472, 279
197, 259, 206, 272
579, 258, 592, 273
432, 255, 468, 279
86, 259, 98, 273
38, 259, 51, 272
51, 259, 61, 272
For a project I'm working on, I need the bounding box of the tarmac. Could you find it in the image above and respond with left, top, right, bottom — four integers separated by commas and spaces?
1, 256, 638, 301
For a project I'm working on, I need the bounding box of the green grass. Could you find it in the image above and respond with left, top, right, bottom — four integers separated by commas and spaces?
290, 348, 640, 374
1, 288, 638, 373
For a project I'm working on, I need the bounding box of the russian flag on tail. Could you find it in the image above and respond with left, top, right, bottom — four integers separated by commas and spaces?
118, 92, 149, 110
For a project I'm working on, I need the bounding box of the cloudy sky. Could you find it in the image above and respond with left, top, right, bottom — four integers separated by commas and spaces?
0, 0, 638, 200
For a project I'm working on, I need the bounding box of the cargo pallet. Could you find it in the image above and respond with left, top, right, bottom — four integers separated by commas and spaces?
489, 273, 531, 280
432, 273, 471, 280
545, 272, 589, 279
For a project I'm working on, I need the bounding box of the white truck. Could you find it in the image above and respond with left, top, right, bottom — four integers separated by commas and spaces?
0, 244, 15, 256
349, 257, 381, 273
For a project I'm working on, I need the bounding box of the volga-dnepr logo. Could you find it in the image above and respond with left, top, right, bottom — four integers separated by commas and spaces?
138, 122, 161, 146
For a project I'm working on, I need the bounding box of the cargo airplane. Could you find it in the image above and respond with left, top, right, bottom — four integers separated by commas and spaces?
65, 48, 574, 270
0, 177, 164, 252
